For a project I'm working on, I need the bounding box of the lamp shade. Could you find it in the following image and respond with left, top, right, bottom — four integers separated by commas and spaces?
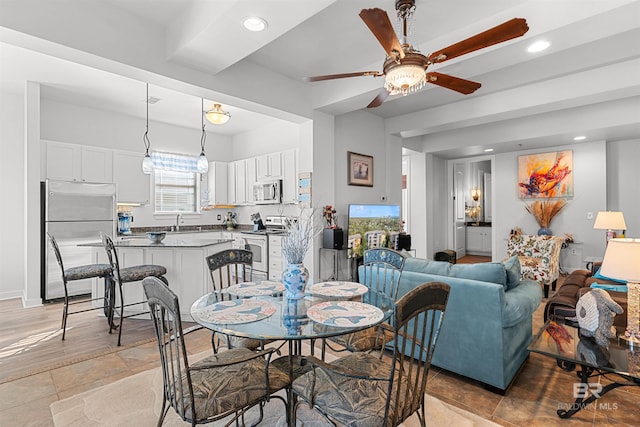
599, 238, 640, 282
593, 211, 627, 230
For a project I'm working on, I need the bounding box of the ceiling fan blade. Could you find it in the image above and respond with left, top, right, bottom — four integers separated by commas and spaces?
428, 18, 529, 64
304, 71, 382, 82
359, 8, 405, 60
367, 88, 390, 108
426, 72, 481, 94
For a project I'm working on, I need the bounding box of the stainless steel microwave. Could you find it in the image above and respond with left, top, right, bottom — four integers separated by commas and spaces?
253, 179, 282, 204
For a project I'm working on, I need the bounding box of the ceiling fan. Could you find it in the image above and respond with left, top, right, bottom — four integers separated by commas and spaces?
305, 0, 529, 108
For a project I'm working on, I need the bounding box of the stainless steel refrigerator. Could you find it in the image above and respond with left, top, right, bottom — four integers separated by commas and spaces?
41, 179, 116, 302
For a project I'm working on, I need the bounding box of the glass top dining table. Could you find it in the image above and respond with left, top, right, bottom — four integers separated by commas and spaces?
189, 281, 395, 343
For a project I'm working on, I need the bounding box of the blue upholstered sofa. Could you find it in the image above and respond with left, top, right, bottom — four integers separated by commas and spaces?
392, 256, 541, 392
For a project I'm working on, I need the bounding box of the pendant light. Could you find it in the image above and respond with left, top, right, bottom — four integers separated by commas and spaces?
141, 83, 154, 174
197, 98, 209, 173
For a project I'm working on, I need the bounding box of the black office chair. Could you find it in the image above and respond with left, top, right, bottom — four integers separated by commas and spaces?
100, 232, 167, 346
292, 282, 451, 427
47, 232, 114, 340
142, 276, 289, 427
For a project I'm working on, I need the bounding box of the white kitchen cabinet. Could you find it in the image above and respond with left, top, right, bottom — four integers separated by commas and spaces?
466, 226, 492, 255
227, 161, 237, 204
46, 140, 112, 183
231, 158, 256, 205
268, 234, 285, 281
256, 152, 282, 181
281, 149, 298, 204
207, 161, 228, 205
113, 150, 150, 204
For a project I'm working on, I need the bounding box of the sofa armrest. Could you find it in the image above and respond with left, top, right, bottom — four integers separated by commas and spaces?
503, 279, 542, 327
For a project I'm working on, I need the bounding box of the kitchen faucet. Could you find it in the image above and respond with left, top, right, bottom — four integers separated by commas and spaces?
175, 213, 183, 232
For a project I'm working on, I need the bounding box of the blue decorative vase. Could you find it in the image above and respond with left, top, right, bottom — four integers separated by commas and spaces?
538, 227, 552, 236
282, 263, 309, 299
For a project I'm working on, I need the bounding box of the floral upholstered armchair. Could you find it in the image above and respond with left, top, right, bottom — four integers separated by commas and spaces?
507, 234, 565, 298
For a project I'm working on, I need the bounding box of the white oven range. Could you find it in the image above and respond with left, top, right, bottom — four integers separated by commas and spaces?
241, 215, 291, 280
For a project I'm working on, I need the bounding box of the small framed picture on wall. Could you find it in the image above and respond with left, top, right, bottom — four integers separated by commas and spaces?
347, 151, 373, 187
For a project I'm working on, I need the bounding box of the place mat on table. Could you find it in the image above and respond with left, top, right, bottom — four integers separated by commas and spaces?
307, 301, 384, 327
195, 299, 276, 324
225, 281, 285, 297
308, 281, 368, 297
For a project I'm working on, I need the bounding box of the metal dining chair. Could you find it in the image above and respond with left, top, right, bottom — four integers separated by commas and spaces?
205, 248, 275, 353
47, 232, 114, 340
142, 276, 289, 427
100, 232, 167, 346
292, 282, 451, 427
321, 248, 407, 359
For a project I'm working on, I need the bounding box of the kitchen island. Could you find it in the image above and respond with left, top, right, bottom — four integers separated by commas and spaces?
87, 235, 233, 320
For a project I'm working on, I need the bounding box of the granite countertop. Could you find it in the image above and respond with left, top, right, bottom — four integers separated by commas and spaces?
81, 238, 233, 248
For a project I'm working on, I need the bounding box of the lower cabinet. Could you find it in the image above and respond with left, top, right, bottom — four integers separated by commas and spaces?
91, 241, 232, 320
465, 226, 492, 255
269, 235, 284, 280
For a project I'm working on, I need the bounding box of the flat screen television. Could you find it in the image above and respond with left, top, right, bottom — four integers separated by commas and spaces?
347, 204, 402, 257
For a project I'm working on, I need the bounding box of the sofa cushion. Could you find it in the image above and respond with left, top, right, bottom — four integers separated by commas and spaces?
403, 258, 453, 276
503, 256, 521, 290
450, 262, 508, 289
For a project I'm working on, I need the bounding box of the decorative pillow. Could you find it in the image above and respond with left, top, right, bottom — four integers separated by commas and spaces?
503, 255, 522, 290
593, 267, 626, 284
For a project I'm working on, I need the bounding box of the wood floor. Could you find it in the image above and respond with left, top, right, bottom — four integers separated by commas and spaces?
1, 270, 639, 426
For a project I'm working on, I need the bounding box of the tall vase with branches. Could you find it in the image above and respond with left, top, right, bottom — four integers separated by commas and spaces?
525, 198, 567, 235
281, 208, 321, 299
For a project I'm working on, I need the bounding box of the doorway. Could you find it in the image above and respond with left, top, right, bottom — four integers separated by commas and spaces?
449, 156, 494, 260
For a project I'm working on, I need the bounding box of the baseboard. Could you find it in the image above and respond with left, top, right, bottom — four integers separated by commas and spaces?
0, 292, 24, 301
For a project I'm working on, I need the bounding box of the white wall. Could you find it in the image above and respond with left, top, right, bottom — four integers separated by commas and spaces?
607, 139, 640, 237
0, 92, 26, 299
492, 141, 607, 263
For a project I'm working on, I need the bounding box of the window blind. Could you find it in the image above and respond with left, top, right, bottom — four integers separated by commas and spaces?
152, 152, 199, 213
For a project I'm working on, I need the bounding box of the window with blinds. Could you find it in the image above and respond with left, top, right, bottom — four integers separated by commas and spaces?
152, 152, 200, 213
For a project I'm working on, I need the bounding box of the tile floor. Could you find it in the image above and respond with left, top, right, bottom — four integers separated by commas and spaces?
1, 281, 639, 426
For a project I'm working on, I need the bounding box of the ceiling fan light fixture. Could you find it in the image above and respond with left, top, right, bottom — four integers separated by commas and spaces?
204, 103, 231, 125
384, 64, 426, 95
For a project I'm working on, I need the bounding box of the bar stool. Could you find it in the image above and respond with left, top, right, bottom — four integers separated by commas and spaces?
46, 232, 114, 340
100, 232, 168, 346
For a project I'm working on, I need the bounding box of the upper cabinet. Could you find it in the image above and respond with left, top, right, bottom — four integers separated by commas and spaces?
207, 161, 228, 206
281, 149, 298, 204
113, 151, 150, 204
256, 153, 282, 181
229, 158, 256, 205
46, 140, 112, 183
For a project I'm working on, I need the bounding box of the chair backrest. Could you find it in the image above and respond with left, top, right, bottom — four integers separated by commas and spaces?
46, 232, 66, 282
385, 281, 450, 426
142, 276, 193, 422
206, 249, 253, 295
100, 232, 122, 283
361, 248, 407, 301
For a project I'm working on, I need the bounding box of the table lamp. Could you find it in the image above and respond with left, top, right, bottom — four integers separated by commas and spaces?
599, 238, 640, 347
593, 211, 626, 243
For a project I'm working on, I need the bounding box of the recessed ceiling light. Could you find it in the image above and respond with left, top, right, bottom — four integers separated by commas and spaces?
243, 17, 267, 32
527, 40, 550, 53
573, 136, 587, 141
484, 148, 494, 152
